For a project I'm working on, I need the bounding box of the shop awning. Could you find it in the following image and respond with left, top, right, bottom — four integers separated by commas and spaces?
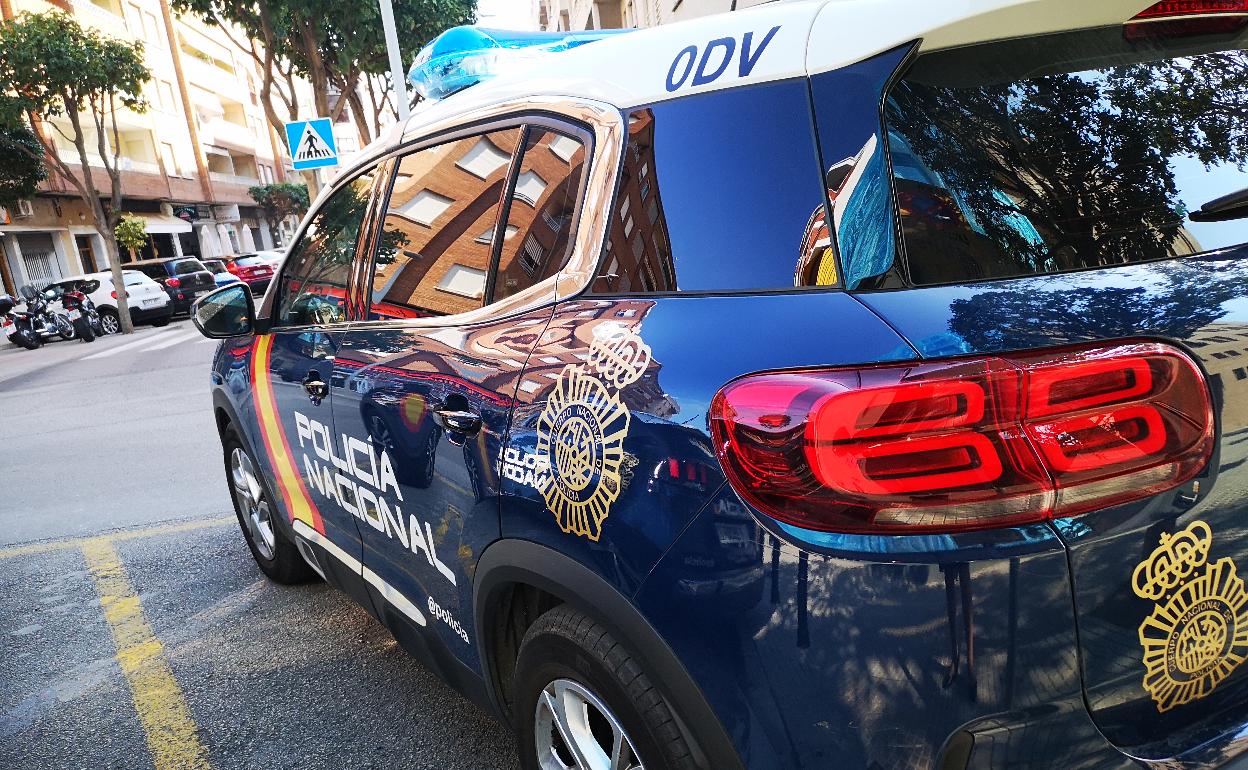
130, 213, 193, 234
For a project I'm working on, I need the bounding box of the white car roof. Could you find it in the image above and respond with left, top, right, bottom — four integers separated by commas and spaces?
397, 0, 1156, 140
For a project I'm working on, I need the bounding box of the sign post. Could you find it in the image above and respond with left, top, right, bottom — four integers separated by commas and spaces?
284, 118, 339, 172
378, 0, 410, 122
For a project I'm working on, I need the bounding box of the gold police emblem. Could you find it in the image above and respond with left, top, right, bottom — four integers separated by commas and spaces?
534, 327, 651, 541
1133, 520, 1248, 712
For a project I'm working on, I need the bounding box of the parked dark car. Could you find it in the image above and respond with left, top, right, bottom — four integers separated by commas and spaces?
125, 257, 216, 315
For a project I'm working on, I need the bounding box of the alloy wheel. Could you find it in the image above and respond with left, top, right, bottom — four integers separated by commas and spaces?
100, 314, 120, 334
534, 678, 643, 770
230, 447, 276, 560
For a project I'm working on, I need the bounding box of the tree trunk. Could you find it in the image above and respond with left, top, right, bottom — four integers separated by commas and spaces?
63, 98, 134, 334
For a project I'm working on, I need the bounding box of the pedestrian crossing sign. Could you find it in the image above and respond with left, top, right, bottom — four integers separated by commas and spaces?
285, 118, 339, 171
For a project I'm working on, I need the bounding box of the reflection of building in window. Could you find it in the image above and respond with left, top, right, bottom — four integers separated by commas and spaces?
369, 129, 523, 319
493, 129, 588, 300
592, 110, 675, 293
403, 190, 454, 227
514, 171, 548, 206
436, 264, 487, 299
456, 138, 511, 179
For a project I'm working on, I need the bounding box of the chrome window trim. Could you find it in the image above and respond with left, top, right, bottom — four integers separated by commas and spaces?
342, 95, 625, 331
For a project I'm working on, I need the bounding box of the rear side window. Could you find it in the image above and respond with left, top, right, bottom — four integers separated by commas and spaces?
591, 80, 827, 293
170, 258, 206, 275
367, 128, 522, 320
882, 26, 1248, 286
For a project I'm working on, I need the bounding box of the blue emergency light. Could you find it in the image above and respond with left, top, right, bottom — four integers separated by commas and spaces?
409, 26, 633, 101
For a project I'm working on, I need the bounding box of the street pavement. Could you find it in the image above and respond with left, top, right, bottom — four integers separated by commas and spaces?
0, 321, 519, 769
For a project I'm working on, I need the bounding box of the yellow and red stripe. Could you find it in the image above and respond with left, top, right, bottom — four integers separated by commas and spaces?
250, 334, 326, 535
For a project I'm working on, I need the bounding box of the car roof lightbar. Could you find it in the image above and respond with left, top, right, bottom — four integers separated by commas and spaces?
409, 26, 633, 102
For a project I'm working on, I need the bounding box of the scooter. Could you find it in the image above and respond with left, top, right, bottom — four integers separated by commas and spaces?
0, 292, 43, 350
18, 285, 74, 343
59, 287, 101, 343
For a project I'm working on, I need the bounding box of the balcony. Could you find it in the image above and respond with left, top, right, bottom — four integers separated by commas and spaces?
180, 52, 235, 89
72, 0, 134, 41
201, 119, 258, 153
209, 171, 260, 187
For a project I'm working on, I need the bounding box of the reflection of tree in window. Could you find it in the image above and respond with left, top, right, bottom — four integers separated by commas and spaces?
277, 170, 376, 326
884, 31, 1248, 285
493, 129, 587, 299
369, 129, 522, 320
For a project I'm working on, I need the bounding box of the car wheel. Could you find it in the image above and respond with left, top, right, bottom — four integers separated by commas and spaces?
514, 605, 698, 770
99, 309, 121, 335
222, 430, 317, 584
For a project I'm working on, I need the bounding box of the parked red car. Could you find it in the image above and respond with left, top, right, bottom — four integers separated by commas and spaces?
220, 255, 275, 296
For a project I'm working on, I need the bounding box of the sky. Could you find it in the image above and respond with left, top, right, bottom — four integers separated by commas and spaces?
476, 0, 539, 30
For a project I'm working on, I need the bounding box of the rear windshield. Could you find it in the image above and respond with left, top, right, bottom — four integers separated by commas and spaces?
884, 26, 1248, 286
233, 256, 267, 267
169, 258, 207, 276
121, 272, 148, 286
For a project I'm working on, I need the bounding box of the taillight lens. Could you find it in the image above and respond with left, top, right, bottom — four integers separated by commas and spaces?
710, 341, 1213, 534
166, 277, 181, 288
1126, 0, 1248, 37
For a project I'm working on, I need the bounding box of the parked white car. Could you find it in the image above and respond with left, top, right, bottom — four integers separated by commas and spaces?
45, 270, 174, 334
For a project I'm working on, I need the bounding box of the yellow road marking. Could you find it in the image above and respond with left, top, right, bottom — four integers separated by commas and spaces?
81, 537, 212, 770
0, 515, 234, 560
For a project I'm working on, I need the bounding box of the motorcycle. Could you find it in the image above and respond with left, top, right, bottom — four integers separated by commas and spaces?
58, 285, 101, 343
0, 292, 42, 350
18, 285, 74, 344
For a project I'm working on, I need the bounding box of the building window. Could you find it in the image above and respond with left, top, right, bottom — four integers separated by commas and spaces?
436, 264, 486, 298
456, 137, 511, 179
402, 190, 454, 227
548, 134, 580, 162
513, 171, 547, 206
520, 234, 545, 275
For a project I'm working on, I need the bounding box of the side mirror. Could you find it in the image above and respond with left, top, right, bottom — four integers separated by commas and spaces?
192, 283, 255, 339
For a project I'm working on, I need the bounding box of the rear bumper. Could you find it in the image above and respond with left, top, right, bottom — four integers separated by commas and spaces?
129, 303, 173, 324
631, 488, 1248, 770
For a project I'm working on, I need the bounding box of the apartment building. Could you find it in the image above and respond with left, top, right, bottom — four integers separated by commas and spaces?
0, 0, 295, 295
537, 0, 771, 30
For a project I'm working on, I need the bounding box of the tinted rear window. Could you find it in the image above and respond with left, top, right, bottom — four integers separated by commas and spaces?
883, 26, 1248, 286
170, 258, 207, 276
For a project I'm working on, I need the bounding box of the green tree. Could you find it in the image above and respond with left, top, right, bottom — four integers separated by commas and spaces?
248, 182, 309, 247
114, 215, 149, 261
0, 120, 47, 209
0, 12, 149, 333
171, 0, 477, 145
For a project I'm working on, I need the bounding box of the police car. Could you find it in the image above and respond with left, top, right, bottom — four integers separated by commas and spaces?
192, 1, 1248, 767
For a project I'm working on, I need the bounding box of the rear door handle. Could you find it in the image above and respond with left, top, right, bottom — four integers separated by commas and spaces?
433, 408, 482, 436
302, 372, 328, 405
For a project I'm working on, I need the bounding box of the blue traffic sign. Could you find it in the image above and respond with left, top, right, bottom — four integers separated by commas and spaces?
285, 118, 338, 171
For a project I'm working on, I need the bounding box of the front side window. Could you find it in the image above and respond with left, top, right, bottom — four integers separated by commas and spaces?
275, 167, 379, 326
368, 129, 522, 320
883, 26, 1248, 286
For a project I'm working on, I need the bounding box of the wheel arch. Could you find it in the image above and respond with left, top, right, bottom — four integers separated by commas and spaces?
473, 538, 745, 770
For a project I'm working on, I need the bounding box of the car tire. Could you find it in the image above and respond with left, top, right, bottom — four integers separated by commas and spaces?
99, 308, 121, 335
514, 605, 698, 770
221, 429, 317, 585
150, 315, 171, 327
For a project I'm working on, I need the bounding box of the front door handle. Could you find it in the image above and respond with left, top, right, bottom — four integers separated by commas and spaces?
433, 408, 482, 436
302, 372, 328, 405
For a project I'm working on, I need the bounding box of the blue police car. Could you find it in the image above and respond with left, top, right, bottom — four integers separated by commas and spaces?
192, 1, 1248, 767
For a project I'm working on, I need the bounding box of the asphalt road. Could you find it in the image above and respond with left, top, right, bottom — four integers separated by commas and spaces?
0, 321, 519, 770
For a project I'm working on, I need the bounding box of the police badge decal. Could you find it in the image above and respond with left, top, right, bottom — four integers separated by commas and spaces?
1133, 520, 1248, 712
534, 327, 651, 541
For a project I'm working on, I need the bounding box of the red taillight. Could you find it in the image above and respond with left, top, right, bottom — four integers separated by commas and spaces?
1127, 0, 1248, 36
709, 341, 1213, 534
110, 290, 118, 299
166, 277, 181, 288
